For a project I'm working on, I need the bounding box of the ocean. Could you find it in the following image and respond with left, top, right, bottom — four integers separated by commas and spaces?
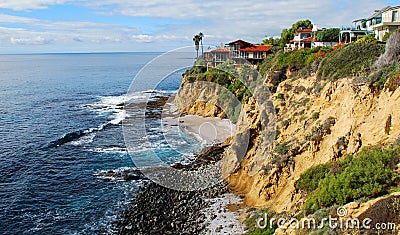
0, 52, 200, 234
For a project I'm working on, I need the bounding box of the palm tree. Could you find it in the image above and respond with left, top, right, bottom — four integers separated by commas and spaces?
198, 32, 204, 55
193, 34, 200, 58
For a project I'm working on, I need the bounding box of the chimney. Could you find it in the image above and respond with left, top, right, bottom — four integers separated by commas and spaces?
220, 42, 223, 48
312, 23, 318, 32
374, 10, 380, 12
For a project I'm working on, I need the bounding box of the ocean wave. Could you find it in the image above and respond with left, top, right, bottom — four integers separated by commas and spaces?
109, 110, 126, 125
88, 147, 127, 153
47, 90, 177, 149
83, 90, 170, 126
94, 167, 144, 182
69, 133, 96, 146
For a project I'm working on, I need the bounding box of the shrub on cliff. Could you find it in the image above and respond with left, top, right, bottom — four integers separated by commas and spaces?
260, 47, 328, 80
183, 61, 254, 105
374, 31, 400, 69
368, 31, 400, 91
354, 35, 377, 44
382, 29, 400, 42
296, 163, 332, 192
298, 146, 400, 211
317, 43, 384, 81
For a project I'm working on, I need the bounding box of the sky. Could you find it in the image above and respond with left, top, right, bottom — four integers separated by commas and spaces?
0, 0, 398, 53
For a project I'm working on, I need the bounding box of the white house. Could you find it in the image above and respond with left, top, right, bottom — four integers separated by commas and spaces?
285, 28, 313, 51
372, 6, 400, 41
353, 6, 391, 31
285, 25, 339, 51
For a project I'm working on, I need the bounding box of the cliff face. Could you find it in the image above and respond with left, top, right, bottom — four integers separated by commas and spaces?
175, 73, 400, 213
174, 80, 227, 118
227, 75, 400, 212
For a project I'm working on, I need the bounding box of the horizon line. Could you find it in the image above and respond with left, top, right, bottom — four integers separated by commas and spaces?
0, 51, 168, 56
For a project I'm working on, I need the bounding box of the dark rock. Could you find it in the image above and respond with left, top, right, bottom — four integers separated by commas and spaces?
95, 168, 145, 181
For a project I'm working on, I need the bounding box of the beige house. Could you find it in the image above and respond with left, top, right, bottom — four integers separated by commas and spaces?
372, 6, 400, 41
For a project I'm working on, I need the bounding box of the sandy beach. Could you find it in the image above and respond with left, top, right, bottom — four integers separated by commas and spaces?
163, 115, 236, 146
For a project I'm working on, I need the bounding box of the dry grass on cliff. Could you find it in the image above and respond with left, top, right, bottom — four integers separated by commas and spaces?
374, 31, 400, 69
317, 43, 384, 81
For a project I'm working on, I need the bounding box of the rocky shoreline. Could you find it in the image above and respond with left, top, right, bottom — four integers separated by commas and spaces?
114, 95, 241, 234
115, 138, 234, 234
117, 180, 228, 234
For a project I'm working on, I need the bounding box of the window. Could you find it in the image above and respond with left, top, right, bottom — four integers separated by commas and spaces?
240, 51, 249, 58
301, 33, 311, 39
392, 11, 398, 22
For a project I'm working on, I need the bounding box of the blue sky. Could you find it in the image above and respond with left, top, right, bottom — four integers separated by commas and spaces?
0, 0, 397, 53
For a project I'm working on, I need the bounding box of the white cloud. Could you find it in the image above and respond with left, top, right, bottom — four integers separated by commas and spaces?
0, 13, 143, 47
0, 0, 394, 52
85, 0, 388, 43
89, 0, 385, 22
0, 0, 66, 10
10, 35, 52, 45
0, 14, 38, 24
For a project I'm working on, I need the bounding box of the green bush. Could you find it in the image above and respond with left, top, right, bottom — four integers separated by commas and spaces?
312, 112, 320, 120
317, 43, 384, 81
369, 63, 400, 90
296, 163, 332, 192
300, 146, 400, 211
355, 35, 377, 44
277, 93, 285, 100
301, 97, 310, 105
260, 47, 328, 79
276, 142, 288, 155
184, 64, 253, 103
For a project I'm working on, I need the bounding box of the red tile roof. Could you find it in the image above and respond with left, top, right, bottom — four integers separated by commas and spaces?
294, 28, 313, 34
289, 37, 317, 43
212, 48, 230, 53
240, 45, 273, 52
294, 28, 312, 35
227, 40, 254, 46
300, 37, 315, 43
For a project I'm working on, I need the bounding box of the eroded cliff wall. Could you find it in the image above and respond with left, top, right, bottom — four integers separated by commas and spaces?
175, 72, 400, 213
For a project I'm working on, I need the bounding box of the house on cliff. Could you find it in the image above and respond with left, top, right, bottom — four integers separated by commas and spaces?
203, 40, 272, 67
353, 6, 390, 31
285, 28, 313, 51
372, 6, 400, 41
352, 5, 400, 41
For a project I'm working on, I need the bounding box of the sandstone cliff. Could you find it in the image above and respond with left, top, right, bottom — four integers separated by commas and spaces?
226, 75, 400, 212
175, 72, 400, 213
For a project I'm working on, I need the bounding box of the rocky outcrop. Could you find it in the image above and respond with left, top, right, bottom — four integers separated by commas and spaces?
174, 80, 227, 118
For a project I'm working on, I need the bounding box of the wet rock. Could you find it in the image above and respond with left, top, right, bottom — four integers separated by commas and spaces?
95, 168, 145, 181
117, 180, 228, 235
